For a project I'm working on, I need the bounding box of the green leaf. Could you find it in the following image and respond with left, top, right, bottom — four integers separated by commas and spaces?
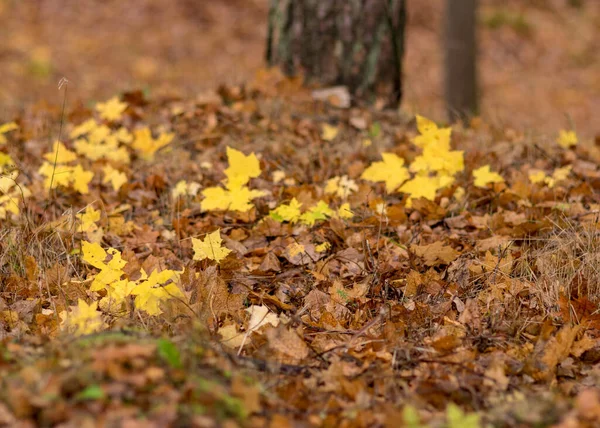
447, 403, 480, 428
76, 384, 105, 401
369, 122, 381, 138
402, 405, 425, 428
157, 338, 182, 369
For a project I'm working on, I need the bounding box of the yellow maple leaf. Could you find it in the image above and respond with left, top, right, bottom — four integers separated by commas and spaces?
270, 197, 302, 223
70, 119, 98, 139
130, 269, 185, 316
102, 165, 127, 191
0, 196, 19, 219
0, 122, 18, 145
96, 96, 128, 121
410, 146, 464, 176
77, 206, 101, 232
399, 175, 441, 206
337, 202, 354, 219
60, 299, 106, 336
77, 206, 104, 243
200, 186, 231, 211
113, 127, 133, 144
43, 141, 77, 163
473, 165, 504, 188
227, 184, 266, 212
201, 184, 265, 212
88, 124, 112, 145
224, 147, 261, 187
557, 130, 577, 149
361, 152, 410, 192
300, 200, 334, 226
132, 128, 174, 160
0, 169, 17, 193
100, 278, 137, 314
413, 115, 452, 151
0, 170, 30, 219
81, 241, 127, 292
528, 169, 547, 184
315, 241, 331, 252
321, 123, 339, 141
38, 160, 94, 194
200, 147, 265, 212
0, 152, 14, 171
71, 164, 94, 194
416, 115, 438, 135
38, 162, 73, 189
106, 146, 131, 164
192, 229, 232, 263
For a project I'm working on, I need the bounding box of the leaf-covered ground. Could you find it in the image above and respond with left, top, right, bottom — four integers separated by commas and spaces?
1, 70, 600, 427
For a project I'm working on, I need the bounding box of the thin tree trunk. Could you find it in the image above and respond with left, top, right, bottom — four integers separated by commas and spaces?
444, 0, 478, 122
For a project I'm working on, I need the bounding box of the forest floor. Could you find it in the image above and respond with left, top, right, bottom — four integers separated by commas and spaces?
1, 1, 600, 427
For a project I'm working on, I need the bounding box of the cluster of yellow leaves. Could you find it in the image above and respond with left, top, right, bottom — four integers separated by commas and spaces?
72, 115, 174, 165
81, 241, 185, 318
270, 197, 352, 226
0, 132, 31, 219
201, 147, 266, 212
325, 175, 358, 199
529, 165, 572, 188
192, 229, 232, 263
71, 118, 131, 165
361, 115, 464, 206
38, 141, 94, 194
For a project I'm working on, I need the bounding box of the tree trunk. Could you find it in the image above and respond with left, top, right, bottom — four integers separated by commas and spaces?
444, 0, 478, 122
266, 0, 406, 108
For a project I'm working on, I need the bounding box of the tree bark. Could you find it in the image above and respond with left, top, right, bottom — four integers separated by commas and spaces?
266, 0, 406, 108
444, 0, 478, 122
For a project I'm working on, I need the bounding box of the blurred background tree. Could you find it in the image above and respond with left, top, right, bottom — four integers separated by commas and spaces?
266, 0, 407, 108
266, 0, 479, 122
444, 0, 478, 121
